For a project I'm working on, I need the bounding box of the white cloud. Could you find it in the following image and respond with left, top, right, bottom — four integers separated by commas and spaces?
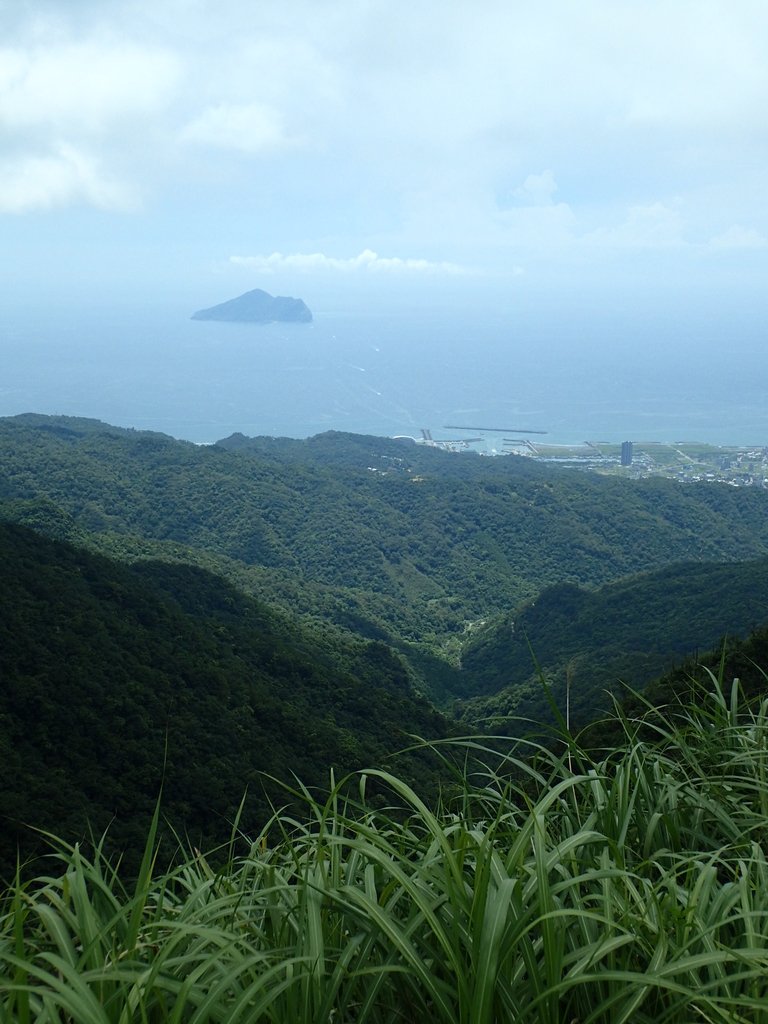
583, 202, 687, 250
512, 169, 558, 207
230, 249, 466, 274
0, 41, 179, 132
493, 169, 577, 252
0, 32, 176, 213
0, 144, 136, 213
1, 0, 767, 299
180, 102, 299, 153
496, 202, 577, 250
707, 225, 768, 251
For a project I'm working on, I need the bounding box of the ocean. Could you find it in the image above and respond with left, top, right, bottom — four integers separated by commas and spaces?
1, 300, 767, 450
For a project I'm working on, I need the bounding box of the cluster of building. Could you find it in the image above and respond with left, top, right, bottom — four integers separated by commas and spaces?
531, 441, 768, 487
405, 428, 768, 487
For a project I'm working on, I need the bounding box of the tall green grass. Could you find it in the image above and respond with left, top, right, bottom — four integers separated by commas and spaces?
3, 669, 768, 1022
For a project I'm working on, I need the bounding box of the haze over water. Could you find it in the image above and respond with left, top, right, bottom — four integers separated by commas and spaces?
2, 295, 766, 450
3, 2, 767, 442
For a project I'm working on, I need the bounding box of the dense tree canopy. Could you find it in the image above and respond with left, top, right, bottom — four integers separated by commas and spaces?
4, 414, 768, 875
4, 413, 768, 663
0, 521, 448, 878
455, 557, 768, 728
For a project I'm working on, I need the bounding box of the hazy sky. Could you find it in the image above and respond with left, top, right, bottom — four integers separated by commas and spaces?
2, 0, 767, 315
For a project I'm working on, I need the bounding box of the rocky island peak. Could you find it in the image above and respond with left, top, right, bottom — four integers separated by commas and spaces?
192, 288, 312, 324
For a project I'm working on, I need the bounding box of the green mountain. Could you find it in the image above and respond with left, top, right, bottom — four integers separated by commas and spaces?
579, 618, 768, 754
455, 557, 768, 729
6, 416, 768, 1017
0, 520, 447, 877
4, 414, 768, 689
6, 413, 768, 879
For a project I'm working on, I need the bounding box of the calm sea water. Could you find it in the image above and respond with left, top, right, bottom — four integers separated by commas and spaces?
1, 302, 766, 449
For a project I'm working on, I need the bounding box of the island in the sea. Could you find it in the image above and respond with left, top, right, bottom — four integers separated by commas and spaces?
192, 288, 312, 324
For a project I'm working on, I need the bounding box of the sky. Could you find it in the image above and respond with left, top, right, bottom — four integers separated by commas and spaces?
2, 0, 768, 319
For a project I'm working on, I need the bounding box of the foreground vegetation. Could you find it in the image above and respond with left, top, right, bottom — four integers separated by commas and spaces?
4, 671, 768, 1022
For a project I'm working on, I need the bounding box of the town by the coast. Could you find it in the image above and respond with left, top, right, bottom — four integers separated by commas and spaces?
519, 440, 768, 486
414, 430, 768, 486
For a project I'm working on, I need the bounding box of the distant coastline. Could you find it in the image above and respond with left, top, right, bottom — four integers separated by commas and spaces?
4, 305, 768, 448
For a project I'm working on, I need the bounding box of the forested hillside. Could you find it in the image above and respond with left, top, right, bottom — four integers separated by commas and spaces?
0, 521, 447, 877
455, 557, 768, 727
3, 413, 768, 666
5, 413, 768, 876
